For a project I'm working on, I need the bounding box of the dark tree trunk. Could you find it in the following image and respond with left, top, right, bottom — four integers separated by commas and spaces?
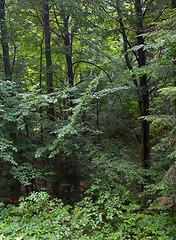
171, 0, 176, 115
63, 15, 74, 111
171, 0, 176, 8
134, 0, 150, 171
118, 0, 150, 172
0, 0, 17, 142
0, 0, 11, 80
63, 15, 74, 87
43, 0, 54, 120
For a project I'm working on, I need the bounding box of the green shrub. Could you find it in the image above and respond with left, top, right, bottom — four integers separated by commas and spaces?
0, 191, 175, 239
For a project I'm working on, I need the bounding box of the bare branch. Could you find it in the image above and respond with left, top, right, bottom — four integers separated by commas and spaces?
75, 69, 93, 86
73, 61, 112, 83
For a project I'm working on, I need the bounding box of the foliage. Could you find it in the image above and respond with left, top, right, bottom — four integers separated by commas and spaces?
0, 191, 175, 239
0, 0, 176, 239
0, 137, 17, 166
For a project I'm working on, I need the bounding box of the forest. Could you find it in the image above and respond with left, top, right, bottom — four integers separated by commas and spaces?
0, 0, 175, 239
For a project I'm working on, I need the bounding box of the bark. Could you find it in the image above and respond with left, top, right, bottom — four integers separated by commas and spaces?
63, 15, 74, 110
43, 0, 54, 120
171, 0, 176, 114
63, 15, 74, 86
0, 0, 11, 80
134, 0, 150, 170
118, 0, 150, 171
0, 0, 17, 143
171, 0, 176, 8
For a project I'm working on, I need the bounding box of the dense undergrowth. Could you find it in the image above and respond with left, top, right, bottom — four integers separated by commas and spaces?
0, 189, 175, 240
0, 1, 176, 239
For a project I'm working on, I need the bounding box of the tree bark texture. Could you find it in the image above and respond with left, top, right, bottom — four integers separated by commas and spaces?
135, 0, 150, 170
63, 15, 74, 86
43, 0, 54, 120
0, 0, 11, 80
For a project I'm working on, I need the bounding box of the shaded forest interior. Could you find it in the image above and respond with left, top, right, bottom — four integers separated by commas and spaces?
0, 0, 176, 203
0, 1, 175, 238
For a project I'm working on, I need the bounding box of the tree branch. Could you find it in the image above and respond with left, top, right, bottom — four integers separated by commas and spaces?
73, 61, 112, 83
75, 69, 93, 86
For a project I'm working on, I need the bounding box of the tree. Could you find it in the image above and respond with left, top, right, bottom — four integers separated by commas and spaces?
0, 0, 175, 203
95, 0, 171, 176
134, 0, 150, 171
43, 0, 54, 120
0, 0, 11, 79
63, 14, 74, 86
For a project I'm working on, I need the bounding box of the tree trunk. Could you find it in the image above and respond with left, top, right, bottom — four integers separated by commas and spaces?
63, 15, 74, 110
134, 0, 150, 171
43, 0, 54, 120
39, 36, 44, 142
171, 0, 176, 115
0, 0, 11, 80
171, 0, 176, 8
63, 15, 74, 87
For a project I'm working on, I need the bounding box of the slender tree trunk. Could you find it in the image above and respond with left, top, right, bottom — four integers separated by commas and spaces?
0, 0, 11, 80
63, 15, 74, 111
171, 0, 176, 114
134, 0, 150, 171
63, 15, 74, 87
118, 1, 150, 171
0, 0, 17, 142
39, 36, 47, 189
39, 36, 44, 142
43, 0, 54, 120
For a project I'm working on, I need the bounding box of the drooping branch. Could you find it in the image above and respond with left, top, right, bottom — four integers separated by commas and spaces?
75, 69, 93, 86
73, 61, 112, 83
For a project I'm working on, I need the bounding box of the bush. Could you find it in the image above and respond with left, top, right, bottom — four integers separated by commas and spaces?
0, 191, 175, 239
